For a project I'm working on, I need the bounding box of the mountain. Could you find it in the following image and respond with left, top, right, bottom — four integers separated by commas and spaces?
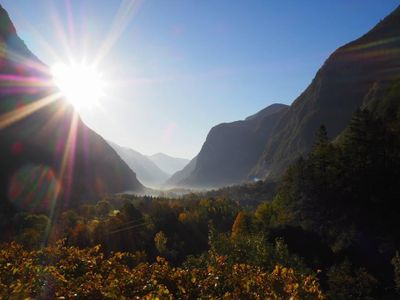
108, 142, 169, 188
251, 5, 400, 178
167, 104, 288, 188
167, 6, 400, 189
165, 156, 198, 188
148, 153, 189, 175
0, 5, 143, 212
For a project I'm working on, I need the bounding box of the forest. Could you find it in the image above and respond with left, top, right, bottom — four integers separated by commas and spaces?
1, 80, 400, 299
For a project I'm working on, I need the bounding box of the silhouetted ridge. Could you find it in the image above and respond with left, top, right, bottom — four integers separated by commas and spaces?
251, 5, 400, 178
0, 5, 16, 36
168, 6, 400, 188
167, 104, 288, 188
0, 6, 143, 211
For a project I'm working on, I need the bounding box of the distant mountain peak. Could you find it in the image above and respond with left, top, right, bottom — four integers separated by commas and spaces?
150, 152, 189, 160
148, 153, 190, 175
108, 142, 169, 188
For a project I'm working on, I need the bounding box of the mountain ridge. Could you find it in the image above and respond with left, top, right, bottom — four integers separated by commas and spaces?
167, 104, 288, 188
252, 4, 400, 178
167, 5, 400, 188
148, 152, 190, 175
108, 142, 169, 188
0, 5, 143, 211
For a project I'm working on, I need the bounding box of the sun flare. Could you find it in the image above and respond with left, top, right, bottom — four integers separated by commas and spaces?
51, 63, 104, 110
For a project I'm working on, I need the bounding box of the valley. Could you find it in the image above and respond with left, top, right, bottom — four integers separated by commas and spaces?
1, 2, 400, 299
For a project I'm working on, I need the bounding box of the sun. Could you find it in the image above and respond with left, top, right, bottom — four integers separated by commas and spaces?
51, 63, 105, 110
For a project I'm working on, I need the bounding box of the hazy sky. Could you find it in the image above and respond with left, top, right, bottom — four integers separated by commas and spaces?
1, 0, 399, 159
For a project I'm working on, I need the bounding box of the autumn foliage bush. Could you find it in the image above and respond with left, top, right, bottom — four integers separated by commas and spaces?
0, 241, 324, 299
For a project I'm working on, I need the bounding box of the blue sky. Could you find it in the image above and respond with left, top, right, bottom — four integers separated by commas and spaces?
1, 0, 399, 159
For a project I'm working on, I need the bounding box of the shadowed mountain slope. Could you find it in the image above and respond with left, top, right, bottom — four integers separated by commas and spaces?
167, 104, 288, 188
0, 5, 143, 212
167, 6, 400, 188
165, 156, 198, 188
252, 5, 400, 178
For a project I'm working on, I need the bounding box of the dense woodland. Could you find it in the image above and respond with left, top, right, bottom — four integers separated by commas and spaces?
1, 80, 400, 298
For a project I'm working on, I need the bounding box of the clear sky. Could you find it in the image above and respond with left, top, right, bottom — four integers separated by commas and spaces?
1, 0, 399, 159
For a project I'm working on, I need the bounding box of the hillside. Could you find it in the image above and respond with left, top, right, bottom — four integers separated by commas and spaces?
167, 6, 400, 188
252, 5, 400, 178
165, 156, 198, 187
167, 104, 288, 188
0, 5, 143, 211
109, 142, 169, 188
148, 153, 189, 175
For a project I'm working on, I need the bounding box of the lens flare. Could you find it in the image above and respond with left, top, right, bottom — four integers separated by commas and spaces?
51, 63, 104, 110
8, 164, 61, 213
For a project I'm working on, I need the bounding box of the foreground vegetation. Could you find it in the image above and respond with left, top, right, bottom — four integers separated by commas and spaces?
0, 241, 323, 299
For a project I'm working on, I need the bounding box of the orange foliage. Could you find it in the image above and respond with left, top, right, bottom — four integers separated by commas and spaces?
0, 242, 324, 299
